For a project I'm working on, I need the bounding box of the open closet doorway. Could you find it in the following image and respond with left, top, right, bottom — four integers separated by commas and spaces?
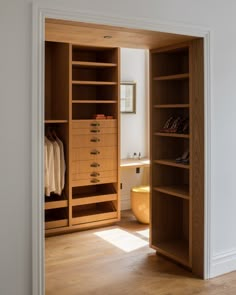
42, 17, 205, 294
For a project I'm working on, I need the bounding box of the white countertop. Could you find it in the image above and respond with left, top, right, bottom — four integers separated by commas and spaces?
120, 158, 150, 168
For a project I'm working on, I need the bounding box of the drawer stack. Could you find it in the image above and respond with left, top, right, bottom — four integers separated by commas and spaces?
71, 120, 118, 186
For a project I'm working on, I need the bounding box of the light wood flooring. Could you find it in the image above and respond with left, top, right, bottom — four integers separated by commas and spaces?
46, 210, 236, 295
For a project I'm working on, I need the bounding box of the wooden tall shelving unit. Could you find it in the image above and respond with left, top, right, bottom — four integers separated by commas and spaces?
150, 40, 204, 276
44, 42, 120, 235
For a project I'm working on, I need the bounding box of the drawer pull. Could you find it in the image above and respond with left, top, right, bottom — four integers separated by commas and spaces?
90, 162, 100, 167
90, 138, 100, 142
90, 129, 100, 133
90, 150, 100, 155
90, 172, 100, 177
91, 122, 100, 127
90, 178, 100, 183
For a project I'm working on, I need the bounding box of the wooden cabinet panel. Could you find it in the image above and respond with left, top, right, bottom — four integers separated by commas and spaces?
72, 159, 117, 174
72, 134, 117, 148
72, 147, 117, 161
72, 119, 117, 129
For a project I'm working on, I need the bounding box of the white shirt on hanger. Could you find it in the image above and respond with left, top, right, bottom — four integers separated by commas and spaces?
52, 140, 61, 195
56, 136, 66, 194
45, 137, 56, 196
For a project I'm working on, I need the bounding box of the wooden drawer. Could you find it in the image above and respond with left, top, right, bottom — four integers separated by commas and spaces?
72, 134, 117, 148
72, 147, 117, 161
72, 119, 117, 129
72, 176, 117, 187
72, 159, 117, 174
72, 170, 117, 181
72, 127, 117, 135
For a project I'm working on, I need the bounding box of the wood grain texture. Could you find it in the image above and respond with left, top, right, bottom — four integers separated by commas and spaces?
46, 211, 236, 295
45, 18, 195, 49
190, 38, 205, 277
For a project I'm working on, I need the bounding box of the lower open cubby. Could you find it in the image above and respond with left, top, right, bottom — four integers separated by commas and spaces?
151, 191, 190, 267
45, 207, 69, 230
72, 201, 118, 225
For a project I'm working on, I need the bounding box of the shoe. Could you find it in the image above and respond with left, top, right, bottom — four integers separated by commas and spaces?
160, 116, 175, 132
168, 116, 183, 133
176, 150, 189, 164
177, 117, 189, 134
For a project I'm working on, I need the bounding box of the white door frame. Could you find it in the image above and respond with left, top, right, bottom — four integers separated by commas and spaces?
32, 3, 212, 294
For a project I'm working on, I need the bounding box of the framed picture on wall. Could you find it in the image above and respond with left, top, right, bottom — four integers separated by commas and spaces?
120, 82, 136, 113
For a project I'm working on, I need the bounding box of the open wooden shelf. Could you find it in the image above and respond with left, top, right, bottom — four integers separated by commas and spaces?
72, 202, 117, 225
72, 81, 117, 85
153, 73, 189, 81
45, 208, 68, 230
72, 100, 117, 104
45, 197, 68, 210
72, 61, 117, 68
44, 120, 68, 123
154, 159, 190, 169
154, 132, 189, 138
153, 240, 189, 267
72, 193, 117, 206
154, 185, 189, 200
154, 104, 189, 109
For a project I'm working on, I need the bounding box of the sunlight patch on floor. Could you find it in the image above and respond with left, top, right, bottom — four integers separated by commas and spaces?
136, 229, 149, 239
94, 228, 148, 252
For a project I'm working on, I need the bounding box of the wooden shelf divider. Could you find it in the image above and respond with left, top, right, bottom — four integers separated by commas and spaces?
72, 81, 117, 85
153, 73, 189, 81
44, 120, 68, 123
153, 104, 190, 109
154, 159, 190, 169
153, 185, 189, 200
72, 100, 117, 104
154, 132, 189, 138
72, 61, 117, 68
152, 240, 190, 267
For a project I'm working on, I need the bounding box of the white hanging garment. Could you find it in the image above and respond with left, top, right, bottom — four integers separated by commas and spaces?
56, 136, 66, 194
45, 137, 56, 196
52, 140, 61, 195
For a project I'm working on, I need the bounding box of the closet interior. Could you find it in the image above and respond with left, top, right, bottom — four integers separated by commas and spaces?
44, 18, 204, 277
44, 41, 120, 234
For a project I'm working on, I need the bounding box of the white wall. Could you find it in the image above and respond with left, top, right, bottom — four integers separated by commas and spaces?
120, 48, 149, 210
120, 48, 148, 159
1, 0, 236, 293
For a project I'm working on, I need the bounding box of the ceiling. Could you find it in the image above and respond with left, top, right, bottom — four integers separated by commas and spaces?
45, 18, 196, 49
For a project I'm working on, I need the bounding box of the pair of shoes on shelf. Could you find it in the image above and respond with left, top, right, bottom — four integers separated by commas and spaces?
176, 117, 189, 134
175, 150, 189, 164
160, 116, 189, 134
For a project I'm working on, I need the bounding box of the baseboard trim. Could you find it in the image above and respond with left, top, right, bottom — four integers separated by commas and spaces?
211, 249, 236, 277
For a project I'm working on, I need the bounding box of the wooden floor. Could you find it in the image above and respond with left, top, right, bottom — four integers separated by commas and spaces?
46, 211, 236, 295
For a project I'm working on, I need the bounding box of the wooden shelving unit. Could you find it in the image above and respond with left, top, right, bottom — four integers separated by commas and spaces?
150, 41, 204, 276
44, 43, 120, 235
70, 45, 120, 227
44, 41, 70, 234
